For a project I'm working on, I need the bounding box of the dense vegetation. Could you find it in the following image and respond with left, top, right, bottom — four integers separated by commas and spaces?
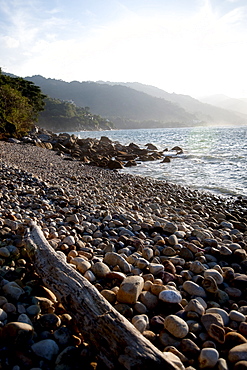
26, 75, 247, 128
26, 75, 197, 128
38, 97, 114, 132
0, 69, 46, 137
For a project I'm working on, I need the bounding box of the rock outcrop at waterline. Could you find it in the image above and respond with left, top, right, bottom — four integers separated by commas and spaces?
8, 126, 183, 170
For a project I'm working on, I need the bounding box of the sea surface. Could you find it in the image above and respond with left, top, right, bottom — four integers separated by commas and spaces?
69, 126, 247, 198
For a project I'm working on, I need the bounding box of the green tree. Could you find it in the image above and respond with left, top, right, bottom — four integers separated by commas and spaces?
0, 68, 46, 137
0, 84, 33, 136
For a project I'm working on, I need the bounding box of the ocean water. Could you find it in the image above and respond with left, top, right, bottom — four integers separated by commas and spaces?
69, 126, 247, 198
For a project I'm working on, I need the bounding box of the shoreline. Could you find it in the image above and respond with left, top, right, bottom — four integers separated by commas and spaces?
0, 140, 247, 369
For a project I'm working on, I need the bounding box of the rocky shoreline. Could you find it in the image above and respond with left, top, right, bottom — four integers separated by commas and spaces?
0, 139, 247, 370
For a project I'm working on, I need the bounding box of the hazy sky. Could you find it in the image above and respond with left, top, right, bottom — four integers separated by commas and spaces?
1, 0, 247, 98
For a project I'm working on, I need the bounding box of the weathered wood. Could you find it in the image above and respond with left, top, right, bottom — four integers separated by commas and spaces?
25, 222, 184, 370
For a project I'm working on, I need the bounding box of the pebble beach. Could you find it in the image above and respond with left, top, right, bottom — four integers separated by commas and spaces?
1, 140, 247, 370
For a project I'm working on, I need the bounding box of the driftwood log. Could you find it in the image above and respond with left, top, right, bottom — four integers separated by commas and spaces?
25, 222, 184, 370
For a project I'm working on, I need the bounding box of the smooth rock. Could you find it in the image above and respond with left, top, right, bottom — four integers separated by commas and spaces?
104, 252, 131, 273
91, 262, 111, 278
183, 281, 207, 298
202, 276, 218, 294
201, 313, 224, 332
207, 323, 225, 344
139, 291, 159, 310
198, 348, 219, 368
239, 322, 247, 337
117, 276, 144, 305
217, 358, 228, 370
132, 314, 149, 333
164, 222, 178, 234
18, 314, 33, 326
31, 339, 59, 361
229, 310, 246, 323
164, 314, 189, 338
189, 261, 206, 274
2, 281, 25, 300
62, 235, 75, 246
26, 304, 41, 316
204, 268, 223, 284
54, 326, 72, 346
133, 301, 148, 314
206, 308, 229, 326
55, 346, 79, 369
234, 361, 247, 370
228, 343, 247, 363
0, 308, 7, 321
71, 258, 91, 274
184, 299, 205, 316
2, 322, 34, 345
180, 338, 200, 357
225, 332, 247, 349
0, 247, 10, 257
159, 289, 182, 304
149, 263, 164, 275
159, 330, 180, 347
39, 313, 61, 330
101, 289, 117, 305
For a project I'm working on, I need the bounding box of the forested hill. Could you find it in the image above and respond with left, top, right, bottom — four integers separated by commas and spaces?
26, 76, 197, 129
26, 75, 247, 128
38, 97, 113, 133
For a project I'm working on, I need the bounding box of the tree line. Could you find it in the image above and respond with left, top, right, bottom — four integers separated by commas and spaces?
0, 68, 46, 137
0, 69, 113, 137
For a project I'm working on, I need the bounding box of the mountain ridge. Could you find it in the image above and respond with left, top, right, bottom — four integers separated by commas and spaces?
4, 71, 247, 129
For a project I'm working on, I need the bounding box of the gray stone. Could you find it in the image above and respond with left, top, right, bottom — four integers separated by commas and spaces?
91, 262, 111, 278
2, 281, 25, 300
31, 339, 59, 361
132, 314, 149, 333
0, 247, 10, 257
189, 261, 206, 274
159, 289, 182, 304
183, 281, 207, 298
229, 310, 246, 323
18, 314, 33, 326
26, 304, 41, 316
104, 252, 131, 273
204, 269, 223, 285
163, 222, 178, 234
54, 326, 72, 346
0, 308, 7, 321
149, 263, 164, 275
139, 291, 159, 310
184, 299, 205, 316
206, 308, 229, 326
164, 315, 189, 338
201, 313, 224, 332
198, 348, 219, 368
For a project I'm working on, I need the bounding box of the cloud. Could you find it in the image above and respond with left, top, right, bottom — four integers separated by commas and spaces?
1, 0, 247, 97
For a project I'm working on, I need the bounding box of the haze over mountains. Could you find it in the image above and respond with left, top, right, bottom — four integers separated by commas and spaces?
22, 75, 247, 129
